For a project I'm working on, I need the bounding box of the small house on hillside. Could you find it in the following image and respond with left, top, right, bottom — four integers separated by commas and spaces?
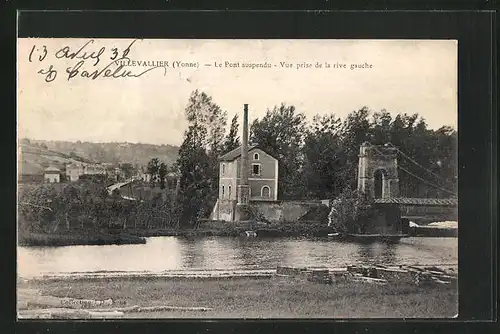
84, 164, 107, 176
43, 166, 61, 183
66, 163, 107, 182
66, 164, 84, 181
219, 144, 278, 201
105, 166, 125, 182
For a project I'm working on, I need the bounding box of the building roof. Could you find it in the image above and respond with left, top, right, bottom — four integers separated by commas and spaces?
373, 197, 458, 206
44, 166, 61, 174
66, 163, 84, 168
219, 144, 260, 162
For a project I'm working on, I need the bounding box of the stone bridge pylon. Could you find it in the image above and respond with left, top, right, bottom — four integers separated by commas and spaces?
357, 142, 400, 199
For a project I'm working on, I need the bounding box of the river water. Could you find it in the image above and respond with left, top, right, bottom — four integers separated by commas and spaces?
17, 236, 458, 279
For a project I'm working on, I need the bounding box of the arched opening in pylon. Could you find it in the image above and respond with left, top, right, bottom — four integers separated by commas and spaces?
374, 169, 387, 198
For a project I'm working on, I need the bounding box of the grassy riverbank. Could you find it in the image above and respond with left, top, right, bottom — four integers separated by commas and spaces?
18, 276, 458, 318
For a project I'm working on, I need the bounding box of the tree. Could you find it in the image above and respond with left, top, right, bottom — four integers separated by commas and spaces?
147, 158, 160, 185
60, 185, 81, 231
183, 90, 228, 213
120, 163, 135, 179
329, 187, 376, 234
387, 113, 429, 197
337, 107, 372, 190
185, 89, 227, 155
302, 114, 343, 199
223, 114, 240, 153
370, 110, 392, 145
428, 126, 457, 197
176, 123, 211, 225
18, 185, 57, 233
158, 162, 168, 189
250, 103, 307, 199
388, 113, 418, 149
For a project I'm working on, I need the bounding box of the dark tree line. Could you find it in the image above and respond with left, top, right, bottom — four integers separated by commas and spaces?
250, 105, 456, 200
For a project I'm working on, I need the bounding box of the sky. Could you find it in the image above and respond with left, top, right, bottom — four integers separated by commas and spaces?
18, 39, 457, 146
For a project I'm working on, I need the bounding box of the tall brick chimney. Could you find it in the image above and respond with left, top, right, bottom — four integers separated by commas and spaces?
240, 104, 249, 187
235, 104, 251, 221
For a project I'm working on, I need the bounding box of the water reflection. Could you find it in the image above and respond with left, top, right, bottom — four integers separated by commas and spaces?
233, 238, 269, 268
199, 237, 242, 270
177, 238, 209, 269
355, 243, 398, 266
17, 236, 458, 278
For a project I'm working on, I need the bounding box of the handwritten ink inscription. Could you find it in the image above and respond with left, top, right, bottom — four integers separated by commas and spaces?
30, 39, 167, 83
27, 39, 375, 83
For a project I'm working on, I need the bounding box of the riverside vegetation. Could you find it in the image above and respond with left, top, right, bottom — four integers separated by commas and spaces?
18, 90, 457, 246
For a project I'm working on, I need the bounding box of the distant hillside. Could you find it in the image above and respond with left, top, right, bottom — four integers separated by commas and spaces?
18, 142, 90, 176
18, 139, 179, 176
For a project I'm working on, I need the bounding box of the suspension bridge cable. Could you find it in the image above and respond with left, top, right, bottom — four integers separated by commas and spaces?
371, 145, 457, 196
385, 142, 448, 183
397, 164, 458, 197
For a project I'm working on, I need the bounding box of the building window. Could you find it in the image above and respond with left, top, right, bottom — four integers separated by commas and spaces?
222, 164, 226, 175
252, 163, 261, 176
222, 185, 225, 197
228, 185, 232, 198
261, 186, 271, 198
253, 153, 259, 160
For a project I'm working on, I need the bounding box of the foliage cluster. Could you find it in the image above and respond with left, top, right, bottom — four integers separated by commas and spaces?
175, 92, 456, 224
19, 90, 457, 240
328, 188, 377, 234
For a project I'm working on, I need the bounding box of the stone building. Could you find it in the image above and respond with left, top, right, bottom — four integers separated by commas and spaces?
65, 164, 84, 181
43, 166, 61, 183
219, 145, 278, 202
212, 104, 279, 222
65, 163, 107, 182
84, 164, 107, 176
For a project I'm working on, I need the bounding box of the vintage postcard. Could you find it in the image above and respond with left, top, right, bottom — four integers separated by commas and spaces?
17, 38, 458, 319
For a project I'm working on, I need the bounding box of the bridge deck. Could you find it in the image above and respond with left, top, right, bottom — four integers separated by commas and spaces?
373, 197, 458, 206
